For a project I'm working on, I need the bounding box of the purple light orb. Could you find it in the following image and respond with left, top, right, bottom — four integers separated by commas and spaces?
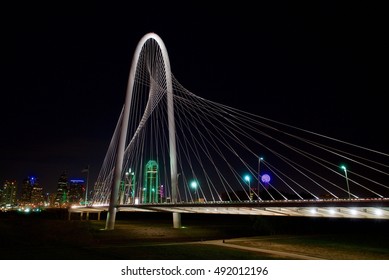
261, 174, 271, 184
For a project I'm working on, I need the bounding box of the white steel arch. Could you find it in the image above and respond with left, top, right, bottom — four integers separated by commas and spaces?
105, 33, 179, 230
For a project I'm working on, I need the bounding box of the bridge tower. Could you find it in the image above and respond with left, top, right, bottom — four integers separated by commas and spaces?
105, 33, 180, 230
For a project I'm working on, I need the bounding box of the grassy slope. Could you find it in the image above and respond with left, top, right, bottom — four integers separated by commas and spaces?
1, 210, 389, 259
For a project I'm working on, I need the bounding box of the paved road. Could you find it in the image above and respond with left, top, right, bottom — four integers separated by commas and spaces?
200, 238, 324, 260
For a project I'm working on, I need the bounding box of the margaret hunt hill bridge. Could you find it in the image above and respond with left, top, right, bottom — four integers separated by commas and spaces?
70, 33, 389, 230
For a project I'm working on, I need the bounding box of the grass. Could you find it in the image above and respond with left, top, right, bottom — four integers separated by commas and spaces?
1, 209, 389, 260
227, 235, 389, 259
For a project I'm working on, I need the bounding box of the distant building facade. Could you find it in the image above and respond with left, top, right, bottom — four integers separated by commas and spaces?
142, 160, 160, 203
20, 176, 41, 205
68, 179, 85, 205
55, 172, 68, 207
1, 180, 17, 206
31, 181, 44, 206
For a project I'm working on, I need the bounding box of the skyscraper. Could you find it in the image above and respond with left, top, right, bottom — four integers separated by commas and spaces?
142, 160, 160, 203
20, 176, 40, 205
30, 180, 44, 206
120, 169, 136, 204
55, 172, 68, 207
1, 180, 17, 206
68, 179, 85, 205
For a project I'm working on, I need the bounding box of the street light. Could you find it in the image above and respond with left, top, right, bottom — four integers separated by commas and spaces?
244, 174, 252, 201
340, 165, 351, 199
258, 157, 264, 198
82, 165, 89, 206
190, 180, 199, 202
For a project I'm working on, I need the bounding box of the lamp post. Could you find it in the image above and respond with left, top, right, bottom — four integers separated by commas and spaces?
341, 165, 351, 199
82, 165, 89, 206
190, 180, 198, 202
130, 170, 135, 203
258, 157, 263, 198
244, 175, 252, 201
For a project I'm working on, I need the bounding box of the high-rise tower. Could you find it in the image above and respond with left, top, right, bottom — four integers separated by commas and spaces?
20, 176, 40, 205
55, 172, 68, 207
1, 180, 17, 206
142, 160, 159, 203
68, 179, 85, 205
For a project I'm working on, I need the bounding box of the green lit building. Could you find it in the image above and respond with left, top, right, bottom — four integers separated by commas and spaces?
142, 160, 160, 203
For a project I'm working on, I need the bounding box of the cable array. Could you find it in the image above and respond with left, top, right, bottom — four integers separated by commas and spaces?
92, 37, 389, 206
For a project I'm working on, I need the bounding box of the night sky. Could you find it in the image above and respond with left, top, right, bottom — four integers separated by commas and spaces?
1, 1, 387, 195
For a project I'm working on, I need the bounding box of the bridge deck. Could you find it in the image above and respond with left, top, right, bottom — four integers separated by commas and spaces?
69, 198, 389, 220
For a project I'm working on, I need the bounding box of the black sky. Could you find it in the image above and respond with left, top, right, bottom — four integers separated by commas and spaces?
1, 1, 387, 194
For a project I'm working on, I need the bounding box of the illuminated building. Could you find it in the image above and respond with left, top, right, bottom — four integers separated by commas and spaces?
68, 179, 85, 205
47, 192, 57, 206
142, 160, 160, 203
31, 181, 44, 206
1, 180, 17, 206
20, 176, 40, 204
120, 169, 136, 204
55, 172, 68, 207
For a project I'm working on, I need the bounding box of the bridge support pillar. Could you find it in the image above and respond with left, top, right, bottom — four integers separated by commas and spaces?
105, 207, 117, 230
173, 212, 181, 228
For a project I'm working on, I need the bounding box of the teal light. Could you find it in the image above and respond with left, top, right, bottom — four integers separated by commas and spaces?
340, 164, 351, 199
190, 181, 198, 189
190, 180, 199, 202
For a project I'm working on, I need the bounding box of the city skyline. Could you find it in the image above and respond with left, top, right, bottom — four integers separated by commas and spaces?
1, 2, 387, 194
0, 172, 88, 205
